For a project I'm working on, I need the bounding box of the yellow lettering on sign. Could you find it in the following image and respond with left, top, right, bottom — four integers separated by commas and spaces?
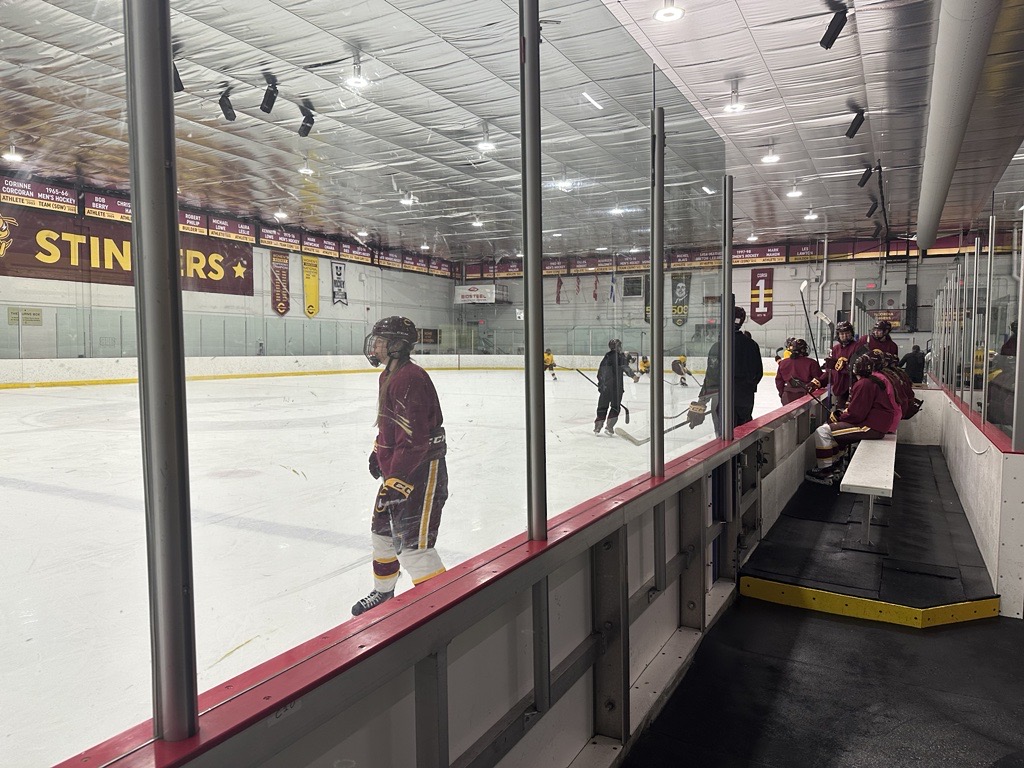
207, 253, 224, 280
35, 230, 62, 263
62, 233, 86, 266
185, 249, 206, 278
105, 239, 131, 271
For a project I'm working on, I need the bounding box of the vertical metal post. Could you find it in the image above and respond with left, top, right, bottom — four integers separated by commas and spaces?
983, 216, 996, 425
1014, 253, 1024, 450
123, 0, 198, 741
650, 107, 665, 475
720, 175, 734, 441
963, 245, 977, 403
654, 502, 667, 592
970, 238, 981, 409
519, 0, 550, 716
851, 277, 857, 333
592, 528, 629, 741
952, 263, 962, 392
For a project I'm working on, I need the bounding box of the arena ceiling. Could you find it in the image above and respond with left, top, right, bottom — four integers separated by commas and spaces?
1, 0, 1024, 262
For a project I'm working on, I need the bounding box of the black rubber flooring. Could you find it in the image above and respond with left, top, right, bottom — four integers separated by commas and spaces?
622, 599, 1024, 768
740, 445, 996, 607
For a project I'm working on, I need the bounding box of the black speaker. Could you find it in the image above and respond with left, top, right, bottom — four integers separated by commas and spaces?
905, 284, 918, 331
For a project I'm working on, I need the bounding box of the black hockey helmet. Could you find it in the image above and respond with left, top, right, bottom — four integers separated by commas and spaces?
836, 320, 854, 343
545, 348, 552, 353
609, 338, 622, 351
364, 316, 417, 367
791, 339, 810, 357
853, 354, 876, 377
734, 305, 747, 329
872, 319, 892, 338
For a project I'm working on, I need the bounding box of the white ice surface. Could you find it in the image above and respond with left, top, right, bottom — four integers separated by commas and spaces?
2, 369, 784, 765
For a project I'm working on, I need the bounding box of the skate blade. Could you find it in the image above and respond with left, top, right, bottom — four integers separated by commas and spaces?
804, 474, 834, 486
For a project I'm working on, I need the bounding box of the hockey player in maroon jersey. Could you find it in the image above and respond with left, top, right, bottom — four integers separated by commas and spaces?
860, 319, 898, 358
818, 320, 860, 411
775, 338, 823, 405
353, 316, 449, 616
806, 354, 898, 485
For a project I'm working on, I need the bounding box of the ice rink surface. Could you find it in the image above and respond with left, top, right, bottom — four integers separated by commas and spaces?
2, 366, 784, 764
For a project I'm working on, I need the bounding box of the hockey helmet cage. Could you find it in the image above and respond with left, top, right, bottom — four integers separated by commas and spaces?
853, 354, 876, 377
791, 339, 810, 357
836, 320, 854, 343
734, 305, 747, 328
364, 315, 418, 367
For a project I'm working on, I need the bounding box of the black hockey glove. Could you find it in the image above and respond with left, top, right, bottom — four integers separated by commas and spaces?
374, 477, 414, 514
686, 399, 708, 429
369, 451, 381, 480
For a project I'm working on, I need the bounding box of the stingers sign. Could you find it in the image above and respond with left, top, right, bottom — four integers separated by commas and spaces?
0, 205, 253, 296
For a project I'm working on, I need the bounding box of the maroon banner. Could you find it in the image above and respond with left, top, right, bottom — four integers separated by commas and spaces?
270, 252, 290, 315
338, 242, 372, 264
84, 192, 132, 222
0, 204, 253, 296
178, 210, 207, 235
1, 177, 77, 214
209, 215, 256, 244
495, 258, 523, 278
542, 257, 568, 276
302, 234, 339, 258
570, 255, 614, 274
615, 252, 650, 271
733, 244, 786, 265
750, 268, 774, 325
377, 249, 404, 271
403, 253, 430, 274
260, 226, 301, 252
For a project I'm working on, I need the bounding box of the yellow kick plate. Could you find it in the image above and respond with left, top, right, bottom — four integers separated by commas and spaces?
740, 576, 1000, 629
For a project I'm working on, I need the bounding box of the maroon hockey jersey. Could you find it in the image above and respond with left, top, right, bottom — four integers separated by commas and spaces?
375, 360, 446, 483
776, 356, 824, 405
822, 339, 861, 398
842, 375, 897, 434
860, 334, 898, 357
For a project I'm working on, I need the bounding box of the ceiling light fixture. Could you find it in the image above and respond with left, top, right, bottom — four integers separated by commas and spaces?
786, 183, 802, 198
804, 208, 818, 221
845, 109, 865, 139
761, 143, 779, 164
610, 204, 625, 215
420, 242, 430, 251
298, 160, 314, 176
723, 88, 744, 113
582, 92, 604, 110
471, 218, 484, 227
820, 10, 848, 50
298, 110, 314, 137
653, 0, 684, 22
2, 145, 23, 162
552, 233, 563, 237
347, 51, 369, 89
218, 92, 235, 122
857, 165, 873, 187
172, 64, 185, 94
701, 185, 715, 195
866, 200, 878, 218
629, 246, 641, 253
747, 233, 758, 242
274, 210, 287, 221
356, 230, 369, 237
260, 83, 278, 114
400, 192, 415, 206
595, 247, 609, 252
477, 121, 496, 152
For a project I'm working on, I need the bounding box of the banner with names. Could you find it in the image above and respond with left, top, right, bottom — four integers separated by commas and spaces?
302, 255, 319, 318
270, 252, 290, 315
0, 177, 77, 214
331, 260, 348, 305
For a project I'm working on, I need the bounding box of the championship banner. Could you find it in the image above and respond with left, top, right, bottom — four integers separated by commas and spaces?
302, 255, 319, 318
671, 273, 691, 327
271, 252, 290, 315
750, 268, 773, 325
331, 260, 348, 305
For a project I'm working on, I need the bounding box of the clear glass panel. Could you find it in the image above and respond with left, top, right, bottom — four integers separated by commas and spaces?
985, 243, 1018, 434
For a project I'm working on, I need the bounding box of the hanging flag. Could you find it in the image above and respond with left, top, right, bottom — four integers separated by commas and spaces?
593, 274, 599, 301
750, 268, 774, 324
575, 276, 581, 295
671, 273, 691, 327
556, 275, 563, 304
271, 251, 290, 316
610, 274, 617, 303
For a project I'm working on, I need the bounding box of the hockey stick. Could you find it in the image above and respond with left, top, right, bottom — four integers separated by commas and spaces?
575, 368, 630, 423
615, 419, 691, 446
798, 280, 819, 360
813, 311, 836, 409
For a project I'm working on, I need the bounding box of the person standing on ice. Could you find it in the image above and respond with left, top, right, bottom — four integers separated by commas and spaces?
595, 338, 638, 435
353, 316, 448, 616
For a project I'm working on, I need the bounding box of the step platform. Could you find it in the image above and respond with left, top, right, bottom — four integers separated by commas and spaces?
740, 445, 999, 628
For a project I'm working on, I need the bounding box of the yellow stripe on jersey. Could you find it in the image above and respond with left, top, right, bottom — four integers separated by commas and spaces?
419, 460, 439, 549
831, 426, 871, 436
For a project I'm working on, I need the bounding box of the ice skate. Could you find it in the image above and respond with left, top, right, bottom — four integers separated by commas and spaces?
604, 426, 615, 435
351, 589, 394, 616
805, 467, 836, 486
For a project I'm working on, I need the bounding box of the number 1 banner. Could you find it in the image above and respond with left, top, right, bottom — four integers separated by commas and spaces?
750, 268, 773, 325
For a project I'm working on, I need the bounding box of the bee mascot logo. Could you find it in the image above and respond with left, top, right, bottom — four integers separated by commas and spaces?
0, 214, 18, 258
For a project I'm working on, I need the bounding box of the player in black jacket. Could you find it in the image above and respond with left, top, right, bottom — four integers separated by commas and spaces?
689, 307, 763, 434
595, 339, 639, 435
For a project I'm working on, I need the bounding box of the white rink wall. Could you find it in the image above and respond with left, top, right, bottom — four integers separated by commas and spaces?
0, 354, 782, 386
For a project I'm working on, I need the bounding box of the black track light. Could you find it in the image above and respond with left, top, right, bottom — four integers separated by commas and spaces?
298, 112, 314, 137
172, 64, 184, 93
845, 109, 865, 139
260, 84, 278, 114
857, 165, 873, 188
820, 10, 848, 50
218, 92, 235, 122
872, 221, 883, 240
866, 200, 878, 218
